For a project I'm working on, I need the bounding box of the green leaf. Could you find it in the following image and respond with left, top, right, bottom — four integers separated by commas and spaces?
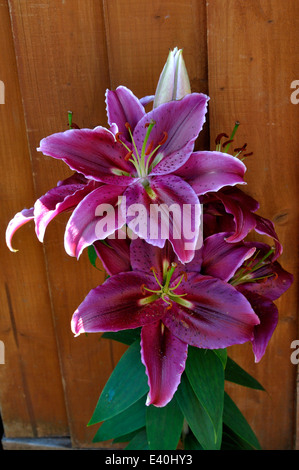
101, 328, 141, 346
175, 373, 221, 450
87, 245, 100, 269
213, 348, 227, 368
223, 392, 261, 450
221, 425, 255, 450
92, 395, 147, 443
146, 399, 184, 450
125, 428, 149, 450
184, 432, 204, 450
112, 429, 141, 444
88, 340, 149, 425
225, 357, 265, 390
185, 347, 224, 441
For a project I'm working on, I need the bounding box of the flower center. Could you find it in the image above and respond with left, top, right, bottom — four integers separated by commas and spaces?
139, 262, 191, 310
115, 120, 168, 178
230, 248, 276, 286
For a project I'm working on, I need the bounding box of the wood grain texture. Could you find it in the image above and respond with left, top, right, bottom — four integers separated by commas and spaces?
0, 0, 68, 438
207, 0, 299, 450
1, 0, 298, 450
7, 0, 126, 447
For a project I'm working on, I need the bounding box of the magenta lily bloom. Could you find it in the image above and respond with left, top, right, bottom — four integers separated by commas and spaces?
202, 186, 283, 260
198, 232, 293, 362
71, 237, 259, 407
36, 86, 247, 263
6, 172, 100, 251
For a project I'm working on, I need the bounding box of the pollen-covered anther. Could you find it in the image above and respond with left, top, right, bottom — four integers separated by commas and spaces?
115, 132, 123, 143
125, 122, 132, 132
145, 140, 154, 155
158, 131, 168, 146
234, 143, 247, 153
222, 139, 234, 148
124, 150, 134, 161
140, 283, 147, 295
215, 133, 229, 145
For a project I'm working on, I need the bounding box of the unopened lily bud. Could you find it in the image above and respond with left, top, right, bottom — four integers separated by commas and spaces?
153, 47, 191, 108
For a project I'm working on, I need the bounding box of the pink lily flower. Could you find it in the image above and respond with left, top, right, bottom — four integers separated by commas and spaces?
198, 232, 293, 362
202, 186, 283, 260
71, 237, 259, 407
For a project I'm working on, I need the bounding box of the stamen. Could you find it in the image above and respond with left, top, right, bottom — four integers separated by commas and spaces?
234, 143, 247, 153
124, 150, 134, 161
115, 132, 123, 143
157, 131, 168, 146
169, 273, 186, 291
222, 139, 234, 148
215, 133, 229, 145
223, 121, 240, 153
243, 152, 253, 157
125, 122, 132, 132
145, 140, 154, 156
150, 267, 163, 288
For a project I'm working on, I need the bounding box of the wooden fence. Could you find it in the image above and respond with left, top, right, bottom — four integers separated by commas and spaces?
0, 0, 298, 450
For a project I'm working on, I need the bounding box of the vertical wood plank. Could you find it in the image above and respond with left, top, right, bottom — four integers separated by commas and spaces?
0, 0, 68, 438
207, 0, 299, 450
8, 0, 126, 447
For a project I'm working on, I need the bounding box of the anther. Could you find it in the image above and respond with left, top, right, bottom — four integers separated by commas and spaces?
145, 140, 154, 155
243, 152, 253, 157
215, 133, 229, 145
222, 139, 234, 148
234, 143, 247, 153
140, 284, 147, 295
158, 131, 168, 146
125, 122, 132, 131
124, 150, 134, 161
115, 132, 123, 143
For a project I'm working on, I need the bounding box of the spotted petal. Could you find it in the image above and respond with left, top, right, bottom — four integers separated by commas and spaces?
141, 321, 188, 407
34, 174, 96, 242
122, 174, 202, 263
132, 93, 209, 175
71, 272, 164, 336
163, 274, 259, 349
173, 151, 247, 195
64, 184, 125, 258
106, 86, 146, 141
38, 126, 136, 185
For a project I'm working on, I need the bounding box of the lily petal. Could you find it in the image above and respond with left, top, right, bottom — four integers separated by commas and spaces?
237, 288, 279, 363
64, 184, 125, 258
71, 272, 164, 336
173, 151, 246, 195
254, 214, 283, 260
130, 238, 180, 282
141, 321, 188, 407
6, 207, 34, 252
213, 187, 258, 243
123, 174, 202, 263
201, 232, 256, 282
133, 93, 209, 175
93, 233, 131, 276
106, 86, 146, 140
163, 274, 259, 349
38, 126, 136, 185
34, 174, 96, 242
